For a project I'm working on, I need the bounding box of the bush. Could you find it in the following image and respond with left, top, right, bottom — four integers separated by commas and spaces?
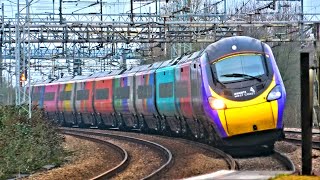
0, 105, 65, 179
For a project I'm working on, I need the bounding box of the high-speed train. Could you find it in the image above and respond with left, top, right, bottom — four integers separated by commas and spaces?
31, 36, 286, 148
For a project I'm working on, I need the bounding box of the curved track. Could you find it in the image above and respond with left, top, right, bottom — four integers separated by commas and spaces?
273, 150, 296, 172
284, 130, 320, 150
60, 127, 173, 179
60, 130, 129, 180
160, 137, 238, 171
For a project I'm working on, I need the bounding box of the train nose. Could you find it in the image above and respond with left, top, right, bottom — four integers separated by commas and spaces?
224, 102, 276, 136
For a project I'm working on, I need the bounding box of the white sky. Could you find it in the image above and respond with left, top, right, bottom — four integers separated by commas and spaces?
0, 0, 319, 18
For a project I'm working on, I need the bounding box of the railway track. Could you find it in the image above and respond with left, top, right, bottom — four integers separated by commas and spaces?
61, 131, 129, 180
60, 127, 173, 179
232, 147, 295, 172
60, 127, 239, 179
272, 150, 296, 171
284, 130, 320, 150
60, 127, 298, 179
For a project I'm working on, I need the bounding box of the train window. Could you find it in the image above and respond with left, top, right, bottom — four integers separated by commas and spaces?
95, 88, 109, 100
59, 91, 72, 101
115, 86, 130, 99
76, 90, 89, 100
159, 82, 173, 98
138, 85, 152, 99
32, 92, 41, 101
44, 92, 55, 101
175, 81, 188, 98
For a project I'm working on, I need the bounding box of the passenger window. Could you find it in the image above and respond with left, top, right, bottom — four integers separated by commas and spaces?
138, 85, 152, 99
159, 82, 173, 98
44, 92, 55, 101
95, 88, 109, 100
59, 91, 72, 101
175, 81, 188, 98
115, 86, 130, 99
32, 92, 41, 101
76, 90, 89, 100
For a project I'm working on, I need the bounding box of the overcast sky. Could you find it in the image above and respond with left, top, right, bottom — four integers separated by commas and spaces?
0, 0, 319, 19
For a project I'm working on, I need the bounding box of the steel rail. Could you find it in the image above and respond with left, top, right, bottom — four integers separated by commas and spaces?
284, 130, 320, 150
60, 130, 130, 180
140, 132, 239, 171
273, 150, 296, 172
60, 128, 173, 180
284, 137, 320, 150
179, 139, 238, 170
284, 130, 320, 135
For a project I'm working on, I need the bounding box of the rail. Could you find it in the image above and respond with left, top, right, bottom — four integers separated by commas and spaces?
60, 127, 173, 179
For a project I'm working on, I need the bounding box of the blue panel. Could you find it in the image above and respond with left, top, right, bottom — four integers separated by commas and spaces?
155, 66, 178, 117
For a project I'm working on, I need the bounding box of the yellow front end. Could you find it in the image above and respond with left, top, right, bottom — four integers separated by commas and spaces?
210, 79, 279, 137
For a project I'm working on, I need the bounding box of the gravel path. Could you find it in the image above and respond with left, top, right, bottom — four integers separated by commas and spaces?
25, 135, 123, 180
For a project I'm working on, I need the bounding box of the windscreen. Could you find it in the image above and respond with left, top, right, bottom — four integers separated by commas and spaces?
212, 54, 266, 83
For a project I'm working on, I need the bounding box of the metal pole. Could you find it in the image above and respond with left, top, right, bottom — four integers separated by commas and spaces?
15, 0, 21, 105
59, 0, 62, 24
26, 0, 32, 118
300, 52, 312, 175
300, 0, 304, 40
130, 0, 133, 24
0, 3, 4, 86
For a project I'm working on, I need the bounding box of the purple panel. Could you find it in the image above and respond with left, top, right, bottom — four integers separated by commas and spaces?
264, 44, 286, 129
200, 55, 228, 138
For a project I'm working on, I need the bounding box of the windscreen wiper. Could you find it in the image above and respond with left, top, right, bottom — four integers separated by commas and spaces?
221, 73, 262, 82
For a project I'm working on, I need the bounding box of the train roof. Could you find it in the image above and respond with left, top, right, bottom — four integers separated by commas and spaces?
205, 36, 263, 63
32, 43, 207, 86
90, 71, 112, 78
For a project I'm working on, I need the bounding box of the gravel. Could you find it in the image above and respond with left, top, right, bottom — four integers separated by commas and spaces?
91, 135, 163, 180
25, 135, 123, 180
275, 141, 320, 174
85, 129, 230, 179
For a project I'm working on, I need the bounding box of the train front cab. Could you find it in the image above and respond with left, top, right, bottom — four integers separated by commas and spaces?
201, 37, 286, 147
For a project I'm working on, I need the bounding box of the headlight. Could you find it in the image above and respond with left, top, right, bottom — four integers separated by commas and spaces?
208, 97, 226, 110
267, 85, 282, 101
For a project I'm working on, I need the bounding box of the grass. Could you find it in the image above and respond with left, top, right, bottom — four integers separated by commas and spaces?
0, 105, 66, 179
271, 174, 320, 180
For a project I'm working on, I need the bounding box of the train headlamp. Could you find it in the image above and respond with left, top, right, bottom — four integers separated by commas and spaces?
267, 85, 282, 101
208, 97, 226, 110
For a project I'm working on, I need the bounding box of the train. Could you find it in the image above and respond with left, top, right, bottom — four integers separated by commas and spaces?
31, 36, 286, 149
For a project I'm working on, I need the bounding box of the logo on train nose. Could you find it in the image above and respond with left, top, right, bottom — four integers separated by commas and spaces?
250, 87, 255, 93
234, 87, 256, 98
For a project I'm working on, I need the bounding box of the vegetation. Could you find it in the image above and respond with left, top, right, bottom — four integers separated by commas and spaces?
0, 105, 65, 179
0, 80, 15, 105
